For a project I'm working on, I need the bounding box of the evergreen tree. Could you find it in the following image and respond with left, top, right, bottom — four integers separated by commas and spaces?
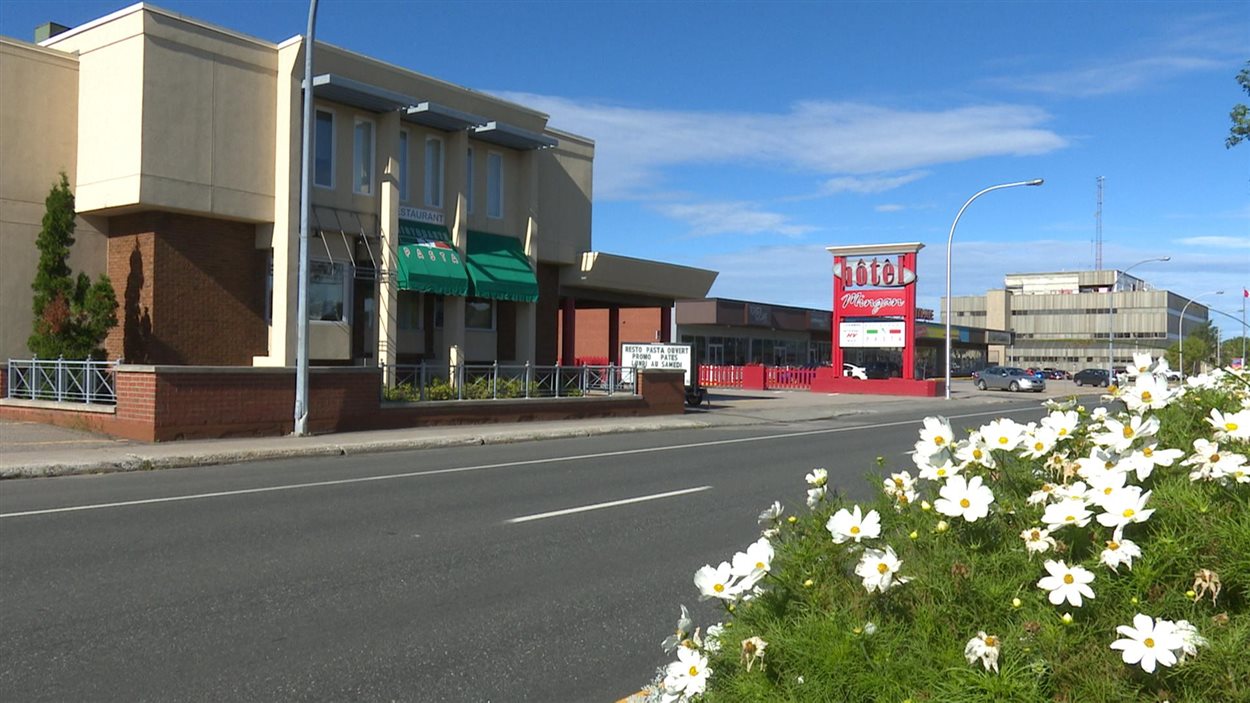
28, 173, 118, 359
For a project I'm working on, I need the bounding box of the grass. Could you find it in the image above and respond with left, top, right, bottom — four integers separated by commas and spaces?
646, 368, 1249, 702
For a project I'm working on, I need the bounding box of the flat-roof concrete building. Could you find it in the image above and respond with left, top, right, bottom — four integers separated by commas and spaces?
1, 4, 715, 373
946, 270, 1209, 372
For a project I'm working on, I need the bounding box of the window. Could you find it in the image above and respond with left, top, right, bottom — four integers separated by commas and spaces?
466, 147, 475, 213
314, 110, 334, 188
353, 118, 374, 195
487, 152, 503, 218
398, 130, 410, 202
425, 136, 444, 208
465, 298, 495, 330
398, 291, 421, 330
308, 260, 350, 322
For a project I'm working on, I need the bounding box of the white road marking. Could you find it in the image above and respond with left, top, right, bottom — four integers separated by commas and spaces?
0, 406, 1042, 519
505, 486, 712, 524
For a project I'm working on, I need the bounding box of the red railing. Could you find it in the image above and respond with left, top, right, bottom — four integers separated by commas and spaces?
766, 366, 816, 390
699, 365, 744, 388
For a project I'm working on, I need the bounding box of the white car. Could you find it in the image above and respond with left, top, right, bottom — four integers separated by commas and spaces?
843, 363, 868, 380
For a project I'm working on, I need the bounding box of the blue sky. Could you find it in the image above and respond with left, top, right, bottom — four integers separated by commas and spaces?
3, 1, 1248, 332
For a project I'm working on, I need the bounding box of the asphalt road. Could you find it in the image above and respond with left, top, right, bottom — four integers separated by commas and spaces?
0, 399, 1053, 702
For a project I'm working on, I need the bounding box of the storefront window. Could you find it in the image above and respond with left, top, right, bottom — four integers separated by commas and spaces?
466, 298, 494, 330
308, 260, 349, 322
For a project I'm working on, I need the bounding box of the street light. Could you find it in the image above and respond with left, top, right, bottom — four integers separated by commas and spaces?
945, 179, 1044, 400
1178, 291, 1224, 377
1107, 256, 1170, 380
294, 0, 320, 437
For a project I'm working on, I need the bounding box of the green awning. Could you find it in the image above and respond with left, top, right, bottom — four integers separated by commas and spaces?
465, 231, 540, 302
395, 221, 469, 296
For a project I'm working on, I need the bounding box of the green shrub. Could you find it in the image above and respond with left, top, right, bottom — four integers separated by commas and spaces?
645, 364, 1250, 702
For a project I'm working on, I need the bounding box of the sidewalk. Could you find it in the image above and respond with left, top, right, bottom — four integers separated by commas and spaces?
0, 381, 1098, 478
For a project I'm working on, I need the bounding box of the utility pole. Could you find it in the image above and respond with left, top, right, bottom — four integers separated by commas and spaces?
1095, 176, 1104, 270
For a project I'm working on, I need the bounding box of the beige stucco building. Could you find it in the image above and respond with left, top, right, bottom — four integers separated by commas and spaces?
946, 270, 1209, 372
0, 3, 715, 372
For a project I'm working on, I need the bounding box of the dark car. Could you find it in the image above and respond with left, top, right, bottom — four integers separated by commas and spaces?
865, 361, 902, 379
1073, 368, 1110, 387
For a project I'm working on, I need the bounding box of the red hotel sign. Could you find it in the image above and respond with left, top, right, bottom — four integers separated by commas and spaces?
834, 255, 916, 288
839, 290, 907, 317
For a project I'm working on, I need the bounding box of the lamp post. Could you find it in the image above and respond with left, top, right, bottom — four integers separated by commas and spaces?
1107, 256, 1169, 381
945, 179, 1043, 400
294, 0, 320, 437
1178, 291, 1223, 377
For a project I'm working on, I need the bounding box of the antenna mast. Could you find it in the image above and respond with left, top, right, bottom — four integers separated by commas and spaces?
1095, 176, 1104, 270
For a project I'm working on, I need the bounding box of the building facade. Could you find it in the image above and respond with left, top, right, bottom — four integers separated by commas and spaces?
0, 4, 715, 373
946, 270, 1208, 372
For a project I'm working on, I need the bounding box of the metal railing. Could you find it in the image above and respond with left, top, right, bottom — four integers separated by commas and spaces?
699, 365, 744, 388
6, 358, 119, 405
766, 366, 817, 390
382, 363, 639, 402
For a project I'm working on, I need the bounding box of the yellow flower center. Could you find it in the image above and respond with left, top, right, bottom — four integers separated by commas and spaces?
1123, 508, 1135, 518
937, 468, 947, 477
1107, 541, 1119, 550
756, 561, 765, 569
1141, 391, 1153, 402
1104, 461, 1114, 470
1065, 515, 1076, 522
1210, 454, 1221, 463
973, 449, 984, 459
935, 436, 945, 446
1143, 447, 1154, 457
714, 583, 724, 593
1228, 422, 1239, 431
960, 498, 971, 508
1143, 638, 1154, 648
1123, 427, 1134, 438
893, 478, 904, 487
689, 665, 700, 676
984, 636, 999, 647
1063, 574, 1074, 584
1030, 530, 1041, 540
1059, 428, 1068, 436
1035, 442, 1044, 451
998, 436, 1009, 445
850, 526, 861, 534
1104, 487, 1113, 495
877, 563, 890, 574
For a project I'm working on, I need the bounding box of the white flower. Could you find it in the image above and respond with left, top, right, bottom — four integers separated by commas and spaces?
914, 416, 954, 461
694, 561, 740, 601
805, 468, 828, 487
1182, 438, 1248, 482
1120, 443, 1185, 482
1172, 620, 1209, 662
982, 418, 1026, 452
739, 636, 767, 672
855, 546, 908, 593
757, 501, 784, 524
1040, 410, 1080, 441
702, 623, 724, 653
1027, 482, 1061, 505
826, 505, 882, 544
862, 621, 878, 636
730, 537, 774, 587
661, 605, 694, 653
954, 433, 996, 469
1090, 406, 1110, 424
934, 475, 995, 522
1099, 538, 1142, 572
916, 454, 961, 481
1096, 487, 1155, 532
1084, 470, 1129, 509
806, 485, 827, 509
1110, 613, 1183, 673
1121, 374, 1175, 412
1021, 527, 1057, 556
883, 471, 918, 506
1207, 408, 1250, 442
964, 631, 1001, 673
1075, 446, 1125, 480
1094, 415, 1159, 453
1037, 560, 1096, 607
1021, 426, 1060, 459
661, 646, 712, 698
1042, 498, 1094, 530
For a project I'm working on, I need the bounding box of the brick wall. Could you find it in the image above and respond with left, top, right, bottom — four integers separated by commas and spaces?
107, 212, 267, 365
562, 307, 664, 362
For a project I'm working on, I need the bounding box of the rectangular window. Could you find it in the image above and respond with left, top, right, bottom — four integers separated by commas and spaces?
425, 136, 444, 208
353, 118, 374, 195
397, 291, 421, 330
314, 110, 334, 188
308, 260, 350, 322
465, 298, 495, 330
466, 147, 475, 214
487, 152, 503, 219
398, 130, 410, 202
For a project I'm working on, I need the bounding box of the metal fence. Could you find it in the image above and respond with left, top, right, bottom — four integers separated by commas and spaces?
382, 363, 639, 402
6, 358, 119, 405
699, 365, 744, 388
766, 366, 817, 390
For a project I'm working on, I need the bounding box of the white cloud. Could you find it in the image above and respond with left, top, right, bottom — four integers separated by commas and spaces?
823, 172, 928, 195
995, 56, 1224, 97
875, 204, 907, 213
652, 200, 817, 238
1175, 236, 1250, 249
494, 92, 1067, 199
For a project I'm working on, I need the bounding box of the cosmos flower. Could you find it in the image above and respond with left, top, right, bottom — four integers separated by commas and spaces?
1037, 560, 1096, 607
1021, 526, 1057, 556
1099, 538, 1142, 572
855, 546, 909, 593
661, 646, 712, 699
934, 475, 995, 522
1110, 614, 1183, 673
964, 631, 1001, 673
827, 505, 882, 544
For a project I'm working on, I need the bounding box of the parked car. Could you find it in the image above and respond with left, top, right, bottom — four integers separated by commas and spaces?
974, 366, 1045, 392
842, 363, 868, 380
1041, 368, 1068, 380
865, 361, 902, 379
1073, 368, 1110, 387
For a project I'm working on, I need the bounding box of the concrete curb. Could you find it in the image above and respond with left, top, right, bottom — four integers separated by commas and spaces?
0, 418, 714, 479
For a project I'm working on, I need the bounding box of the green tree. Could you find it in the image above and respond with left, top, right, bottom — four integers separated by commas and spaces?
27, 173, 118, 359
1221, 335, 1249, 364
1228, 60, 1250, 148
1166, 335, 1213, 376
